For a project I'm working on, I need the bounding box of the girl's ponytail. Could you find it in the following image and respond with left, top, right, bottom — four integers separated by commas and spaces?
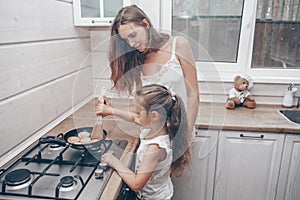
167, 94, 191, 177
135, 84, 191, 177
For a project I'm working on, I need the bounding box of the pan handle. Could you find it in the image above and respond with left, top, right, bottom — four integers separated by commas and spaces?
39, 137, 67, 147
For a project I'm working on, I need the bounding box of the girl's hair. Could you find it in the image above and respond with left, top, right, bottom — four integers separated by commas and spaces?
135, 84, 191, 177
108, 5, 170, 95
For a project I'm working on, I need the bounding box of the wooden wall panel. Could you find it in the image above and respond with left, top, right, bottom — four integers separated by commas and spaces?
0, 38, 91, 100
0, 0, 89, 44
0, 0, 92, 160
90, 29, 114, 98
0, 68, 92, 156
91, 51, 110, 79
90, 28, 110, 51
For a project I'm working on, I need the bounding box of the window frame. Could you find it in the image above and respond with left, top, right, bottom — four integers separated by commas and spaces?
161, 0, 300, 83
73, 0, 132, 26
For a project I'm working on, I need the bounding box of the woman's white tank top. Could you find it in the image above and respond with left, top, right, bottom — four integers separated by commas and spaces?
141, 37, 188, 109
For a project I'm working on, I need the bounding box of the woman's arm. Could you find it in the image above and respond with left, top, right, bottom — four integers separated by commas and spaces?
101, 144, 164, 192
176, 36, 200, 131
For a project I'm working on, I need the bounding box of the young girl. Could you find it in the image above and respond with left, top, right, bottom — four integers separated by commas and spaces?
98, 84, 191, 200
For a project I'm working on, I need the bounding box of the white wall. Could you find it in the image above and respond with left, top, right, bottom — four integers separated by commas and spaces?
90, 28, 112, 95
0, 0, 92, 159
90, 27, 132, 98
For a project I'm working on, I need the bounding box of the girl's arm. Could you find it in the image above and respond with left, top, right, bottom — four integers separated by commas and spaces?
101, 144, 165, 192
96, 102, 143, 126
176, 36, 200, 131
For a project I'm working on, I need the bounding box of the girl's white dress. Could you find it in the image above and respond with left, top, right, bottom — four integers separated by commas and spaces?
136, 129, 173, 200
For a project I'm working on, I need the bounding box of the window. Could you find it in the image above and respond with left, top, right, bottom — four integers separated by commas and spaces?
251, 0, 300, 69
172, 0, 244, 63
161, 0, 300, 82
73, 0, 131, 26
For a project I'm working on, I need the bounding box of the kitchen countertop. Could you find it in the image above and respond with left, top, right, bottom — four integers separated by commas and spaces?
44, 98, 300, 200
196, 102, 300, 133
47, 99, 300, 138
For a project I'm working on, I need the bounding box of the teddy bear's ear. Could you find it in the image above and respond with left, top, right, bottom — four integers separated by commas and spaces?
234, 75, 241, 82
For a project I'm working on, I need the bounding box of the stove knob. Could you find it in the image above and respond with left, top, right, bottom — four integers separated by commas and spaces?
99, 162, 108, 171
95, 169, 104, 179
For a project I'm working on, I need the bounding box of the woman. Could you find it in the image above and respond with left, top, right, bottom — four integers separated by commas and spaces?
107, 4, 199, 135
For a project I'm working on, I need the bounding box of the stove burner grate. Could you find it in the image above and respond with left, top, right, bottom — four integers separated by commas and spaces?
5, 169, 31, 186
59, 176, 79, 192
0, 135, 125, 200
4, 169, 34, 191
61, 176, 75, 188
49, 143, 64, 151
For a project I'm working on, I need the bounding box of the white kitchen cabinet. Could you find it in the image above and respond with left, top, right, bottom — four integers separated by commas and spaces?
73, 0, 132, 26
276, 134, 300, 200
173, 129, 218, 200
214, 130, 284, 200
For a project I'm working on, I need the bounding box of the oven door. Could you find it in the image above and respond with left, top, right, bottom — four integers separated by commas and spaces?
117, 182, 138, 200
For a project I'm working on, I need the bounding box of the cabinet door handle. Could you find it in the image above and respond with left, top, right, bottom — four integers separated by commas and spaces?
240, 134, 264, 139
91, 19, 112, 24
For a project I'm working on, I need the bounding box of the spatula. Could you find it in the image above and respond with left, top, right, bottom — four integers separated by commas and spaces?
91, 86, 107, 140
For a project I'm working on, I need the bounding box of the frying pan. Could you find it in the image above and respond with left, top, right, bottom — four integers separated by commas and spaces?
40, 127, 108, 151
63, 127, 107, 150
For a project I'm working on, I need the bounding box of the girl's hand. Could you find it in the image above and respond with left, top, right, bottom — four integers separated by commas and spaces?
98, 95, 112, 106
96, 103, 112, 117
101, 153, 119, 168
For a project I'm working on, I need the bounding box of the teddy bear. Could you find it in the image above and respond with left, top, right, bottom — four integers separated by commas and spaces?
226, 74, 256, 109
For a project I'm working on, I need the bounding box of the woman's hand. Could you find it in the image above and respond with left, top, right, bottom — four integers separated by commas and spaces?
101, 153, 119, 168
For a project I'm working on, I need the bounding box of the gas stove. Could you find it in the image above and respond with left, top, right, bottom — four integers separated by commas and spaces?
0, 133, 127, 200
